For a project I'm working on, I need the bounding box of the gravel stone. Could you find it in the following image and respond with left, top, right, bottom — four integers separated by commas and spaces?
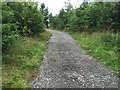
31, 29, 118, 88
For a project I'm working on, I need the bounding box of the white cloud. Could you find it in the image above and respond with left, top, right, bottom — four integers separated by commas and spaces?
37, 0, 83, 16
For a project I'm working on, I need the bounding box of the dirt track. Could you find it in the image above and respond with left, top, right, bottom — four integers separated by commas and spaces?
31, 29, 118, 88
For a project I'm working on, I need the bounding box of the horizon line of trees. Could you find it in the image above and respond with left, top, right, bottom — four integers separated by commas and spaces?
49, 1, 120, 33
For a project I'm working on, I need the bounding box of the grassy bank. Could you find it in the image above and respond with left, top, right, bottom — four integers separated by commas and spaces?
68, 31, 119, 77
2, 31, 51, 88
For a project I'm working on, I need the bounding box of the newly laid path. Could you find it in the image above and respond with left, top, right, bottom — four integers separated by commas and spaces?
32, 29, 118, 88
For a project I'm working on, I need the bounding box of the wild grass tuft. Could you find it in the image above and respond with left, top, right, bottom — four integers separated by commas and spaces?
2, 30, 51, 88
68, 31, 119, 77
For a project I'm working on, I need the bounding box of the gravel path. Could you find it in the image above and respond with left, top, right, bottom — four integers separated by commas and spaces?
31, 29, 118, 88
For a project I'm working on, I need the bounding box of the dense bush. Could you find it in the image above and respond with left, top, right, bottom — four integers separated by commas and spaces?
2, 24, 19, 51
101, 32, 118, 48
2, 2, 45, 51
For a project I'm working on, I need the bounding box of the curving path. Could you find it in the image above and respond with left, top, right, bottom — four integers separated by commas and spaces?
31, 29, 118, 88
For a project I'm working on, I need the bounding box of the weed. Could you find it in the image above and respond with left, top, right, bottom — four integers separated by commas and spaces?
69, 31, 119, 77
2, 30, 51, 88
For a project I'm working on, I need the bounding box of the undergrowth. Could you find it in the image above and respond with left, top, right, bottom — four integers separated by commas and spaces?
68, 31, 119, 77
2, 30, 51, 88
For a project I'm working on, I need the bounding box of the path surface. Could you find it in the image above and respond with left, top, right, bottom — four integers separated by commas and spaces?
31, 29, 118, 88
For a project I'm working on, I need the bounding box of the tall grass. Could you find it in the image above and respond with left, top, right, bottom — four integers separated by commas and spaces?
68, 31, 119, 77
2, 31, 51, 88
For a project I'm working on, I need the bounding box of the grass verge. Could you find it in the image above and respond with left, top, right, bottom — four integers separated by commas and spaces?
68, 31, 119, 77
2, 30, 51, 88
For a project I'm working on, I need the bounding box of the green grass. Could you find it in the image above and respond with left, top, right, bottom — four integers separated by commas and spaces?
2, 30, 51, 88
68, 31, 119, 77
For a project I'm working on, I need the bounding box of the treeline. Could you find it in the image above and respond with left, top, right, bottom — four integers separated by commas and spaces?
2, 2, 49, 52
50, 1, 120, 32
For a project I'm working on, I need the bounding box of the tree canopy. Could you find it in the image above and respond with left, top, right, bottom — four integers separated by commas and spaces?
50, 1, 120, 32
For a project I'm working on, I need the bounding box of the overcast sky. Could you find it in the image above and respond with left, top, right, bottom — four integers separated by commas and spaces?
36, 0, 83, 16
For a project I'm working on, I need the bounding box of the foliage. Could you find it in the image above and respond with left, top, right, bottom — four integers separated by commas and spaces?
2, 31, 51, 88
69, 31, 119, 77
2, 24, 19, 51
50, 16, 60, 29
2, 2, 45, 51
2, 1, 52, 88
101, 32, 118, 48
50, 2, 120, 32
40, 3, 49, 28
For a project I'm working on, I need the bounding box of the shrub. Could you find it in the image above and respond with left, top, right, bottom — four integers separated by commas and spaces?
101, 32, 118, 49
2, 2, 45, 51
2, 24, 19, 52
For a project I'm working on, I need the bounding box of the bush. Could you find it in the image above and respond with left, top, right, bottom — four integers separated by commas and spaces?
2, 2, 45, 51
2, 24, 19, 52
101, 32, 118, 49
